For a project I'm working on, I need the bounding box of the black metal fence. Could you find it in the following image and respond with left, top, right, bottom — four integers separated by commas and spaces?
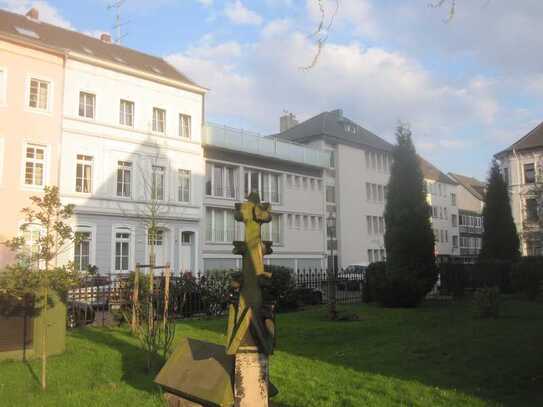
67, 268, 365, 328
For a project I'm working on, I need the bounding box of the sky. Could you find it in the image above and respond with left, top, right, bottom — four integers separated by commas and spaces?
2, 0, 543, 180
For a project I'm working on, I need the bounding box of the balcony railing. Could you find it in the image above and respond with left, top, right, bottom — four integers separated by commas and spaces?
203, 122, 331, 168
459, 225, 483, 235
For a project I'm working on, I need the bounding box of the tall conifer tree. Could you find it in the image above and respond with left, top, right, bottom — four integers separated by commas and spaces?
384, 124, 437, 298
480, 160, 520, 261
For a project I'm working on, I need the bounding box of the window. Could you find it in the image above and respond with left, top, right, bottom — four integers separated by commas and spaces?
524, 163, 535, 184
371, 152, 376, 169
288, 214, 293, 229
152, 165, 165, 200
206, 163, 236, 198
23, 224, 41, 263
244, 170, 280, 202
368, 249, 373, 263
262, 214, 281, 243
76, 155, 93, 193
373, 217, 379, 235
452, 235, 458, 248
451, 214, 457, 227
24, 145, 45, 187
326, 185, 335, 203
120, 100, 134, 127
366, 216, 372, 234
444, 207, 448, 220
374, 249, 380, 261
180, 114, 191, 139
311, 216, 316, 230
526, 198, 539, 222
74, 231, 91, 272
287, 175, 293, 188
380, 249, 386, 261
451, 193, 457, 206
79, 92, 95, 119
295, 215, 301, 229
329, 150, 335, 169
366, 183, 371, 200
440, 230, 445, 243
378, 185, 384, 202
29, 78, 49, 110
148, 229, 164, 246
377, 153, 382, 171
378, 217, 385, 234
372, 184, 378, 201
206, 208, 237, 242
365, 151, 370, 169
178, 169, 191, 202
0, 68, 5, 105
115, 232, 130, 272
116, 161, 132, 198
153, 107, 166, 133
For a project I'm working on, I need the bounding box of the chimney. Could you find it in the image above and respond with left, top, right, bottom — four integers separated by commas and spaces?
25, 8, 39, 21
100, 33, 112, 44
280, 112, 298, 132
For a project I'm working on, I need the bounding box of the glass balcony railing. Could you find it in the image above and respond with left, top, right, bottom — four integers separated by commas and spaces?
203, 122, 330, 168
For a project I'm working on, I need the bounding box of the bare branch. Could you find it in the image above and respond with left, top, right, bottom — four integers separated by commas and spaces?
300, 0, 340, 71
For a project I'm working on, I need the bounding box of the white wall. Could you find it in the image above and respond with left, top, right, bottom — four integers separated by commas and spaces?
426, 181, 460, 256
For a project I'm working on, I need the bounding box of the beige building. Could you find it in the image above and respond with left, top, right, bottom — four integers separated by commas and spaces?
0, 8, 65, 266
495, 122, 543, 256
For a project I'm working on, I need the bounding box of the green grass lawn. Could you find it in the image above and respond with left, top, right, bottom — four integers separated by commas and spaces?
1, 299, 542, 406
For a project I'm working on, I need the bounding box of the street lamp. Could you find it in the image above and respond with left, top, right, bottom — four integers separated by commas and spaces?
326, 214, 337, 320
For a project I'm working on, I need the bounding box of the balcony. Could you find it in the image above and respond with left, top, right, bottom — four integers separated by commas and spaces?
459, 225, 483, 235
203, 122, 330, 169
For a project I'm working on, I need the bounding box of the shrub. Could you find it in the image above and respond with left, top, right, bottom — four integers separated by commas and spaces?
473, 286, 501, 318
264, 265, 298, 312
512, 258, 543, 300
475, 260, 513, 293
374, 266, 428, 308
363, 262, 385, 303
439, 263, 468, 298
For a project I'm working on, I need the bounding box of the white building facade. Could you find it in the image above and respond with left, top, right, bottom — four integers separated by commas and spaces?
275, 110, 461, 268
202, 123, 329, 272
56, 37, 206, 274
495, 123, 543, 256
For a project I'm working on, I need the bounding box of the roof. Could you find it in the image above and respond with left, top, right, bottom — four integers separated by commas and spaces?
418, 156, 457, 185
448, 172, 486, 201
271, 109, 393, 152
0, 8, 203, 91
496, 121, 543, 156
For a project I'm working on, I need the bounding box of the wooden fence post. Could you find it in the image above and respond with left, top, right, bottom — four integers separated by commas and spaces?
132, 263, 140, 333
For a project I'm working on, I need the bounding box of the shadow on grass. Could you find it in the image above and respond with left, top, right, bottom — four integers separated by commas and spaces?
173, 300, 543, 406
70, 327, 165, 397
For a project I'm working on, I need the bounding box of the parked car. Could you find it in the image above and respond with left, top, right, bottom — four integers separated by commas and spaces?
293, 287, 323, 305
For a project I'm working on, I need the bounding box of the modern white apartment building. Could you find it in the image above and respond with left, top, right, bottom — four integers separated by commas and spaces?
202, 123, 329, 272
274, 110, 461, 267
0, 8, 207, 274
448, 173, 485, 263
495, 122, 543, 256
419, 158, 460, 261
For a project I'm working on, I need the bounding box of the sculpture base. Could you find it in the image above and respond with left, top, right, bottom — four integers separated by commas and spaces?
234, 350, 269, 407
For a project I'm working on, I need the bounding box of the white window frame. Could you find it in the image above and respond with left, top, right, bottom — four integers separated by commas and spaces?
261, 214, 282, 244
151, 165, 166, 201
120, 99, 134, 127
206, 162, 237, 199
22, 143, 47, 189
178, 169, 191, 203
152, 107, 166, 134
75, 154, 93, 194
73, 225, 96, 273
116, 160, 132, 198
206, 207, 237, 243
111, 225, 135, 273
26, 76, 52, 113
179, 113, 192, 139
78, 91, 96, 119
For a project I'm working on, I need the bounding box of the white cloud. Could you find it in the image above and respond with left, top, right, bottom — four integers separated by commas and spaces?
1, 0, 74, 29
197, 0, 213, 7
224, 0, 263, 26
166, 27, 499, 148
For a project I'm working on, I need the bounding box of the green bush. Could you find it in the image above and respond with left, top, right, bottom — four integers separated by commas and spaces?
264, 265, 298, 312
439, 263, 468, 298
512, 258, 543, 300
374, 266, 429, 308
473, 286, 501, 318
363, 262, 385, 303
